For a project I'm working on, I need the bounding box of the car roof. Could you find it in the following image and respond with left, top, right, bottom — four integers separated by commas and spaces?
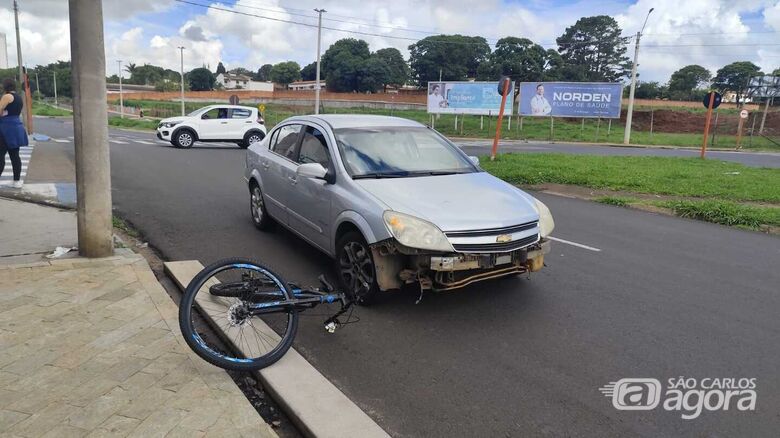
283, 114, 425, 130
200, 104, 256, 110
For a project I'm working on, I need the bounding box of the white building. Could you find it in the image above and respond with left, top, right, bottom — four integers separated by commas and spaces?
215, 73, 273, 92
287, 80, 321, 91
0, 33, 7, 69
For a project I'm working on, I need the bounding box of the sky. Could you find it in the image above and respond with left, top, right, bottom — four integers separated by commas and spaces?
1, 0, 779, 83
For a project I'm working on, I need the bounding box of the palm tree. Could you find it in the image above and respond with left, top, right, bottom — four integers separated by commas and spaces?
124, 62, 137, 76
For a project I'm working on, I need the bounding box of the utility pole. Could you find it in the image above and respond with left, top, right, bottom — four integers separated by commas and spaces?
117, 60, 124, 118
34, 71, 39, 97
314, 8, 326, 115
69, 0, 113, 257
13, 0, 26, 131
178, 46, 185, 116
623, 7, 654, 145
53, 71, 58, 106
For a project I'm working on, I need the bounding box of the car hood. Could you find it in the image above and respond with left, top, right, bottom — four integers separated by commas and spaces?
354, 172, 539, 231
160, 117, 186, 125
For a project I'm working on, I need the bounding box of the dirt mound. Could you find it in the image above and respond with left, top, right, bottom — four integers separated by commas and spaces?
627, 109, 780, 135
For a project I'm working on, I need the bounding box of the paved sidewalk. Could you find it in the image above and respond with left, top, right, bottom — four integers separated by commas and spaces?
0, 200, 276, 437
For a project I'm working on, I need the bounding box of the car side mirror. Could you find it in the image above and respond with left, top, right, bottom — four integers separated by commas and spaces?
469, 156, 480, 165
297, 163, 328, 180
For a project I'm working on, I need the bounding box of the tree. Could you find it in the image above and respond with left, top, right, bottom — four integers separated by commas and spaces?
30, 61, 72, 97
773, 68, 780, 76
712, 61, 762, 104
124, 62, 137, 76
668, 65, 710, 100
556, 16, 631, 82
356, 56, 390, 93
188, 67, 216, 91
300, 62, 317, 81
634, 81, 665, 99
270, 61, 302, 86
255, 64, 273, 81
128, 64, 166, 85
106, 74, 120, 84
476, 37, 559, 84
321, 38, 372, 91
408, 35, 490, 85
216, 62, 226, 75
229, 67, 253, 77
373, 47, 408, 89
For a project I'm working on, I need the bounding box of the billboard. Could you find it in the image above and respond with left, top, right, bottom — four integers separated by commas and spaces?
427, 81, 514, 115
518, 82, 623, 118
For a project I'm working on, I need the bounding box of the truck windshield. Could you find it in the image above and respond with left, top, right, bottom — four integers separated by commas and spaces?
333, 127, 477, 179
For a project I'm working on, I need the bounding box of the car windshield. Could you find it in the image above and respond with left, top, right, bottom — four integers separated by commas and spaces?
187, 108, 208, 117
333, 127, 477, 178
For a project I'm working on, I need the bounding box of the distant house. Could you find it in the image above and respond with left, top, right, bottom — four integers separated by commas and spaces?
287, 80, 321, 91
215, 73, 274, 92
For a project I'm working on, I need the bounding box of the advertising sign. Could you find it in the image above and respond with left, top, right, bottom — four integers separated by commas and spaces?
427, 81, 514, 115
518, 82, 623, 118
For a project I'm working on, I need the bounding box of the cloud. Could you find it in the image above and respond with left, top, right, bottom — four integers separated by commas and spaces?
180, 21, 207, 42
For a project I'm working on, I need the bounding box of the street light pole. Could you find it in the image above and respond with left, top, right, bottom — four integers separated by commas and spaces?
117, 60, 124, 118
623, 7, 654, 145
13, 0, 26, 131
53, 71, 58, 106
314, 8, 326, 115
178, 46, 185, 116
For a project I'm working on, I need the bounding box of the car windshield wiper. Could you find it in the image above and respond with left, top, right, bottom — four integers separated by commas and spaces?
404, 170, 467, 176
351, 172, 409, 179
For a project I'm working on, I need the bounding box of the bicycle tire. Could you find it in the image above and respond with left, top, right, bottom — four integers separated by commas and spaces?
178, 257, 299, 371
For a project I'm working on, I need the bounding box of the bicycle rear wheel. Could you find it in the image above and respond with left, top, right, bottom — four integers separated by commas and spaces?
179, 258, 298, 371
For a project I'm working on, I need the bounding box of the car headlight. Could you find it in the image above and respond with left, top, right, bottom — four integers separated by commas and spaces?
383, 211, 454, 252
533, 198, 555, 238
162, 122, 180, 128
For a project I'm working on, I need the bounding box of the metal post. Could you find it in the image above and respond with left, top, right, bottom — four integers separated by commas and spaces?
34, 71, 39, 97
454, 114, 457, 130
116, 60, 124, 118
596, 118, 601, 142
550, 115, 554, 141
607, 119, 612, 136
649, 109, 654, 139
69, 0, 114, 257
178, 46, 185, 116
53, 71, 58, 106
759, 96, 772, 134
314, 8, 326, 115
13, 0, 27, 131
480, 115, 483, 130
711, 110, 719, 147
749, 112, 757, 147
519, 116, 523, 131
624, 8, 653, 145
581, 118, 584, 137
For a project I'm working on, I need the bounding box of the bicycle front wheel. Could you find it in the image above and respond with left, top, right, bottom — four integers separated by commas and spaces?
179, 258, 298, 371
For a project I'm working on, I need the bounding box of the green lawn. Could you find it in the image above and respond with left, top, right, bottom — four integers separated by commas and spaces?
32, 101, 71, 117
107, 116, 159, 131
482, 153, 780, 230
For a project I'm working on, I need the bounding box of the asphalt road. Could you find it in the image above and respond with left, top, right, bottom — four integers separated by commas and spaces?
30, 117, 780, 437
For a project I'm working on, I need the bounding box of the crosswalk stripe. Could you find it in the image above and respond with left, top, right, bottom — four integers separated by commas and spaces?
0, 144, 33, 183
110, 140, 129, 144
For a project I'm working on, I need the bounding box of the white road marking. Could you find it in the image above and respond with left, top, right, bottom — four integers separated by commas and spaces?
52, 138, 70, 143
0, 144, 33, 183
110, 140, 129, 144
548, 236, 602, 252
133, 140, 155, 145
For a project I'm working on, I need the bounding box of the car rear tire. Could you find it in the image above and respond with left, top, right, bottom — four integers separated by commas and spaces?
249, 183, 274, 230
336, 231, 379, 305
173, 129, 195, 149
240, 131, 264, 149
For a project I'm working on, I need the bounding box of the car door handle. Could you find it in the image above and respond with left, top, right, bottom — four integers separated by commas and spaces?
288, 176, 297, 185
260, 161, 270, 169
220, 121, 228, 124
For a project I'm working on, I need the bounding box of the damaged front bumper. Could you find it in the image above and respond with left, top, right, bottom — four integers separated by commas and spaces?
370, 239, 551, 292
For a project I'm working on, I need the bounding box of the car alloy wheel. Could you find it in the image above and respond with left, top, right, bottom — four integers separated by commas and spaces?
178, 132, 193, 148
339, 241, 374, 300
248, 134, 262, 144
251, 186, 264, 224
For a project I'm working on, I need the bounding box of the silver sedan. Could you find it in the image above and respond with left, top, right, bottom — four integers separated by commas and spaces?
244, 115, 553, 303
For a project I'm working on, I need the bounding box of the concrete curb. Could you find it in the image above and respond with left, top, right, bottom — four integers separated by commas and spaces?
164, 260, 390, 438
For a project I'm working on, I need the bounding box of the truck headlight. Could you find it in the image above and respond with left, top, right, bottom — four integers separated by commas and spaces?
383, 211, 454, 252
533, 198, 555, 238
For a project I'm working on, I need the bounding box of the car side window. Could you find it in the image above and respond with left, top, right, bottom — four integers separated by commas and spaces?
202, 108, 228, 119
270, 124, 302, 160
231, 108, 251, 119
297, 126, 330, 168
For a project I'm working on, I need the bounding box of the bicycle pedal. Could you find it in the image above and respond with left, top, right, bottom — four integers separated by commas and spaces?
324, 320, 339, 333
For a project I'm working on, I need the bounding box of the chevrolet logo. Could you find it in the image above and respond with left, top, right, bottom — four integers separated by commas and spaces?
495, 234, 512, 243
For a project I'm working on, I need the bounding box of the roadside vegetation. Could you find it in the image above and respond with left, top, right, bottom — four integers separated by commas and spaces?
483, 153, 780, 231
107, 116, 159, 131
31, 101, 71, 117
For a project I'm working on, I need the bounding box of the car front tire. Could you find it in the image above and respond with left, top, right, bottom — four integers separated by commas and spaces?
336, 231, 380, 305
240, 131, 264, 149
173, 129, 196, 149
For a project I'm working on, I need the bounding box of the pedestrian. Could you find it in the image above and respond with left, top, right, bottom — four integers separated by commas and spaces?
0, 78, 28, 188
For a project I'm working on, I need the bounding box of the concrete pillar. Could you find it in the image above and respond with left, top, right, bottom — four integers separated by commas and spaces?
69, 0, 113, 257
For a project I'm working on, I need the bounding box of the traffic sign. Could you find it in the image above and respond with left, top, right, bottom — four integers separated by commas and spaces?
497, 76, 511, 96
740, 109, 748, 119
229, 94, 239, 105
702, 91, 721, 109
258, 104, 266, 114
